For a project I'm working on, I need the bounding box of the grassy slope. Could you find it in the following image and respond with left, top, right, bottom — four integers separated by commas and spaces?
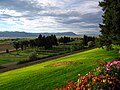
0, 48, 120, 90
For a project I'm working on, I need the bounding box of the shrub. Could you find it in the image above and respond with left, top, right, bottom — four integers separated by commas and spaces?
28, 52, 38, 61
88, 41, 94, 47
18, 52, 38, 64
70, 40, 84, 51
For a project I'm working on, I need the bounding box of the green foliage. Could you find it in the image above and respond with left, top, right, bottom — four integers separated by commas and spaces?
29, 39, 36, 47
17, 51, 40, 64
83, 35, 95, 46
13, 42, 20, 50
88, 41, 95, 47
35, 34, 58, 49
59, 36, 71, 44
99, 0, 120, 49
70, 40, 84, 51
28, 52, 38, 61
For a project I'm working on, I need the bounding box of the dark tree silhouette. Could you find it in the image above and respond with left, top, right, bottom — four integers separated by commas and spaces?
29, 40, 36, 48
51, 35, 58, 46
44, 36, 53, 49
83, 35, 88, 46
13, 42, 19, 51
59, 36, 71, 44
99, 0, 120, 49
19, 41, 24, 51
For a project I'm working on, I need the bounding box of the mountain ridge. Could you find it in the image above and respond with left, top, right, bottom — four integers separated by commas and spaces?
0, 31, 77, 37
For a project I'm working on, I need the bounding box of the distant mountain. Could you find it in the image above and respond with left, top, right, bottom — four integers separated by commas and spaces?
78, 33, 100, 36
0, 31, 77, 37
40, 32, 77, 36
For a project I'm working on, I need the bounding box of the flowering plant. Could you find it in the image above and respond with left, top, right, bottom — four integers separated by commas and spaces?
55, 60, 120, 90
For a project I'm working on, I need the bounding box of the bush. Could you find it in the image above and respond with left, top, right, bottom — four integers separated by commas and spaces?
70, 40, 84, 51
88, 41, 94, 47
28, 52, 38, 61
18, 52, 38, 64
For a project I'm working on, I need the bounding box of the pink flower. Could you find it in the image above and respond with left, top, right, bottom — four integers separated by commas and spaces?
106, 60, 120, 71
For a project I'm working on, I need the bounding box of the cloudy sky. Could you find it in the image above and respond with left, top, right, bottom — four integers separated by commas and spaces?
0, 0, 103, 34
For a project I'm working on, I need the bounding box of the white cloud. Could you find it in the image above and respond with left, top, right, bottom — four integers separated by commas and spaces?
0, 9, 22, 16
0, 0, 103, 34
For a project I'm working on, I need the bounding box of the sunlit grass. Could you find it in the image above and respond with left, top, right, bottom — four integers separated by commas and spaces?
0, 48, 120, 90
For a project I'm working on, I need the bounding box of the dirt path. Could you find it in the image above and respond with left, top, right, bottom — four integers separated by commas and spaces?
0, 47, 96, 73
1, 62, 17, 67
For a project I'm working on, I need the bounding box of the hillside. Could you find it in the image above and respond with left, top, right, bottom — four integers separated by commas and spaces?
0, 31, 77, 37
0, 48, 119, 90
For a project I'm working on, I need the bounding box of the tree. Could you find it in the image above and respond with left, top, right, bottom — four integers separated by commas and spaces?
13, 42, 19, 51
51, 35, 58, 46
19, 41, 24, 51
59, 36, 71, 44
44, 36, 53, 49
99, 0, 120, 49
37, 34, 43, 47
29, 40, 36, 48
83, 35, 88, 46
59, 37, 64, 43
24, 40, 29, 49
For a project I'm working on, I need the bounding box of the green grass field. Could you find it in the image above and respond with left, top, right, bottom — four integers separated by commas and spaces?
0, 48, 120, 90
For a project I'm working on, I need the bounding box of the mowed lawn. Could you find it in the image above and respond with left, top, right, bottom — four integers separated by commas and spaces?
0, 48, 120, 90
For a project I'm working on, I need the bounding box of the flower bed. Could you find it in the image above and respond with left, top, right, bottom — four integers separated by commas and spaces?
55, 60, 120, 90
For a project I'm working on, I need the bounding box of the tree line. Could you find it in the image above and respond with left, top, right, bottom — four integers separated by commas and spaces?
12, 35, 76, 51
13, 35, 58, 50
12, 34, 97, 52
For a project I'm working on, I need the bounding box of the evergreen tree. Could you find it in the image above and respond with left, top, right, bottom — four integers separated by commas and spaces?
37, 34, 43, 47
44, 36, 52, 49
99, 0, 120, 49
51, 35, 58, 46
59, 37, 64, 43
83, 35, 88, 46
59, 36, 71, 44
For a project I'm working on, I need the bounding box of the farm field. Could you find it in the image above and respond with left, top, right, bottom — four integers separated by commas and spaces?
0, 38, 84, 65
0, 44, 76, 64
0, 44, 14, 52
0, 48, 120, 90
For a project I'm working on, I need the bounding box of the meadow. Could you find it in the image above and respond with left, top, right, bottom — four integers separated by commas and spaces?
0, 48, 119, 90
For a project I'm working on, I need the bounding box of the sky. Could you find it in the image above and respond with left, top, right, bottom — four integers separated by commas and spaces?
0, 0, 103, 34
